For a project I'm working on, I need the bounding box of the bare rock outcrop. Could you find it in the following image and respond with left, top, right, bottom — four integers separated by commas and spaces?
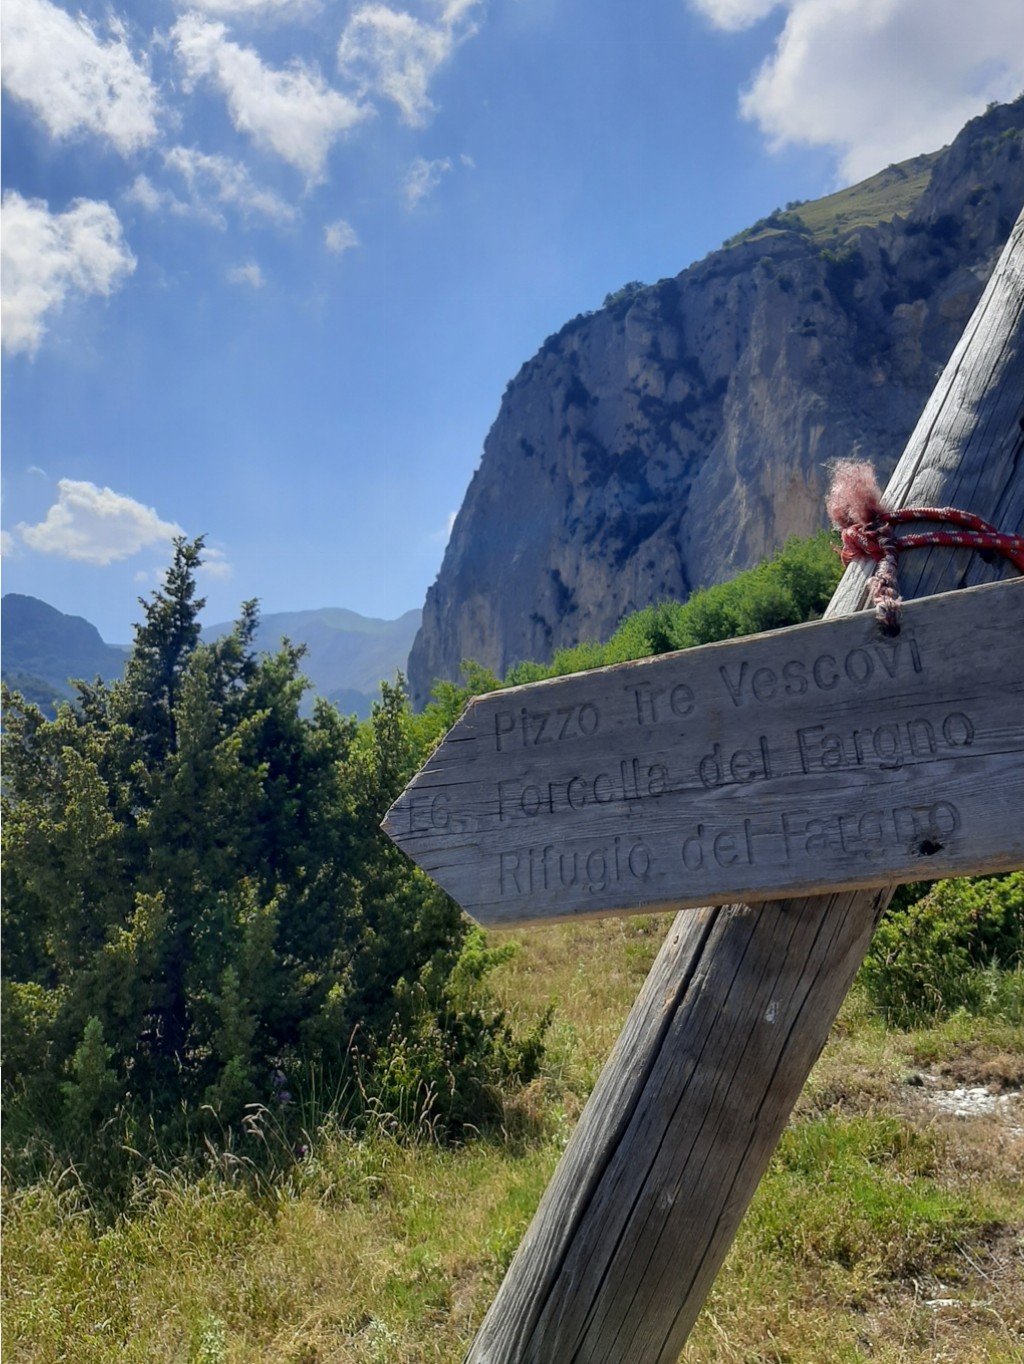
408, 98, 1024, 706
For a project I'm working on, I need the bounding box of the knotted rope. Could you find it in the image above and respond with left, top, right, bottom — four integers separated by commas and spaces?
825, 459, 1024, 631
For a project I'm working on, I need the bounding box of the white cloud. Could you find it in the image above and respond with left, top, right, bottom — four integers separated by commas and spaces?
227, 260, 265, 287
325, 218, 360, 253
172, 14, 369, 181
429, 509, 458, 544
17, 480, 184, 564
125, 175, 178, 215
124, 174, 201, 222
1, 529, 18, 557
404, 154, 452, 207
689, 0, 781, 29
161, 147, 299, 225
337, 0, 481, 127
693, 0, 1024, 183
1, 192, 136, 357
182, 0, 315, 17
197, 546, 233, 578
0, 0, 159, 155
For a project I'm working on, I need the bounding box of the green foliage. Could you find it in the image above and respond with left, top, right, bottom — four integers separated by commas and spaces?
413, 660, 503, 749
752, 1114, 985, 1278
2, 539, 541, 1195
602, 280, 645, 309
0, 669, 65, 714
603, 531, 842, 660
728, 150, 942, 250
722, 207, 810, 248
4, 927, 1021, 1364
860, 872, 1024, 1026
497, 532, 842, 683
61, 1018, 120, 1127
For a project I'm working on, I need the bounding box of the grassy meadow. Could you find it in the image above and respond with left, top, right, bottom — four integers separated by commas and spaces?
4, 911, 1022, 1364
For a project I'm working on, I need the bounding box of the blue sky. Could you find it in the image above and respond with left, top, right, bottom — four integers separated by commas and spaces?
3, 0, 1023, 644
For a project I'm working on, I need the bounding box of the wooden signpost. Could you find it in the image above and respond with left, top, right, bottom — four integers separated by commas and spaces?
385, 208, 1024, 1363
385, 579, 1024, 925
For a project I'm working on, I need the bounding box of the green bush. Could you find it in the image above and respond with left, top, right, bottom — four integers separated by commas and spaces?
1, 540, 542, 1197
358, 928, 550, 1139
498, 532, 842, 679
860, 872, 1023, 1025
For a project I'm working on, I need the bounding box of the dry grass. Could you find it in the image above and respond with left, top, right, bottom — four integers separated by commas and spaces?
4, 913, 1022, 1363
791, 153, 942, 243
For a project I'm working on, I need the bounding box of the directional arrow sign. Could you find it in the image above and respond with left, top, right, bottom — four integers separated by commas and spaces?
384, 578, 1024, 927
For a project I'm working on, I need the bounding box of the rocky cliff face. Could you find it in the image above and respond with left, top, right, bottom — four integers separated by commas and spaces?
408, 99, 1024, 706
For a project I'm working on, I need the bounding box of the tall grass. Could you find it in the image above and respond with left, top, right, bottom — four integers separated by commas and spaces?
4, 910, 1022, 1363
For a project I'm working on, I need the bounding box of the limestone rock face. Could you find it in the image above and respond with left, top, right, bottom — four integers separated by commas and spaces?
408, 100, 1024, 706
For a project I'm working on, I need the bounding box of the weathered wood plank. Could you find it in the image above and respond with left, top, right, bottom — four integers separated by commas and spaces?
462, 208, 1024, 1364
386, 579, 1024, 925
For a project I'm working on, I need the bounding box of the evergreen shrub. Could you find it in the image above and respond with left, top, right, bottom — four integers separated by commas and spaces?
1, 540, 542, 1195
860, 872, 1023, 1025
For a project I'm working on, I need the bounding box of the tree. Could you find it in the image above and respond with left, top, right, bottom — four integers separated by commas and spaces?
2, 541, 513, 1181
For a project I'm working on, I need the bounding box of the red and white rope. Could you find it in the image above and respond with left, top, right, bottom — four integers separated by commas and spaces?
826, 460, 1024, 630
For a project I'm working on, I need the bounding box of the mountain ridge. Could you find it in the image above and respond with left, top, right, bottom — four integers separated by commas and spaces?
201, 607, 421, 714
0, 594, 129, 710
2, 594, 419, 719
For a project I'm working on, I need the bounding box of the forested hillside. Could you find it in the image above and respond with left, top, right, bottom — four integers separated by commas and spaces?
1, 593, 129, 710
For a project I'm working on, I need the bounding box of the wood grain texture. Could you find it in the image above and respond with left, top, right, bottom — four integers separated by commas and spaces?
387, 580, 1024, 925
463, 208, 1024, 1364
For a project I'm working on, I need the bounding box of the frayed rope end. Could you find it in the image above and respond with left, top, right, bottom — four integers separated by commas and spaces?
825, 459, 889, 531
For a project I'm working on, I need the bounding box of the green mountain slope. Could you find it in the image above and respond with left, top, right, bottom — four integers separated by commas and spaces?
2, 594, 420, 720
202, 606, 422, 716
724, 150, 944, 249
1, 594, 129, 708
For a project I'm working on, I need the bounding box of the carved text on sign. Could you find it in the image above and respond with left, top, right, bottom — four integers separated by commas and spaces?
383, 580, 1024, 926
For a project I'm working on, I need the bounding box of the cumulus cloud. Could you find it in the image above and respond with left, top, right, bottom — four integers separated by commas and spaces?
227, 260, 265, 287
0, 0, 159, 155
17, 480, 184, 564
689, 0, 781, 29
692, 0, 1024, 183
1, 192, 136, 356
338, 0, 481, 126
196, 545, 233, 578
1, 529, 18, 557
183, 0, 315, 17
325, 218, 360, 253
404, 154, 452, 207
172, 14, 369, 181
428, 509, 458, 544
161, 147, 299, 225
125, 174, 188, 217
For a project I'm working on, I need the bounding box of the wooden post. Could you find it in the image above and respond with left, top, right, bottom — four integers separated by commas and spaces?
463, 210, 1024, 1364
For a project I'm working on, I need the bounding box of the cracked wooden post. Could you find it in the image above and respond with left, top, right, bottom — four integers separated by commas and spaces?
456, 208, 1024, 1363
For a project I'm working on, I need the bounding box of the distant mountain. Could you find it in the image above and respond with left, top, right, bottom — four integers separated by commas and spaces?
408, 96, 1024, 705
202, 606, 422, 718
1, 594, 129, 711
2, 595, 421, 720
